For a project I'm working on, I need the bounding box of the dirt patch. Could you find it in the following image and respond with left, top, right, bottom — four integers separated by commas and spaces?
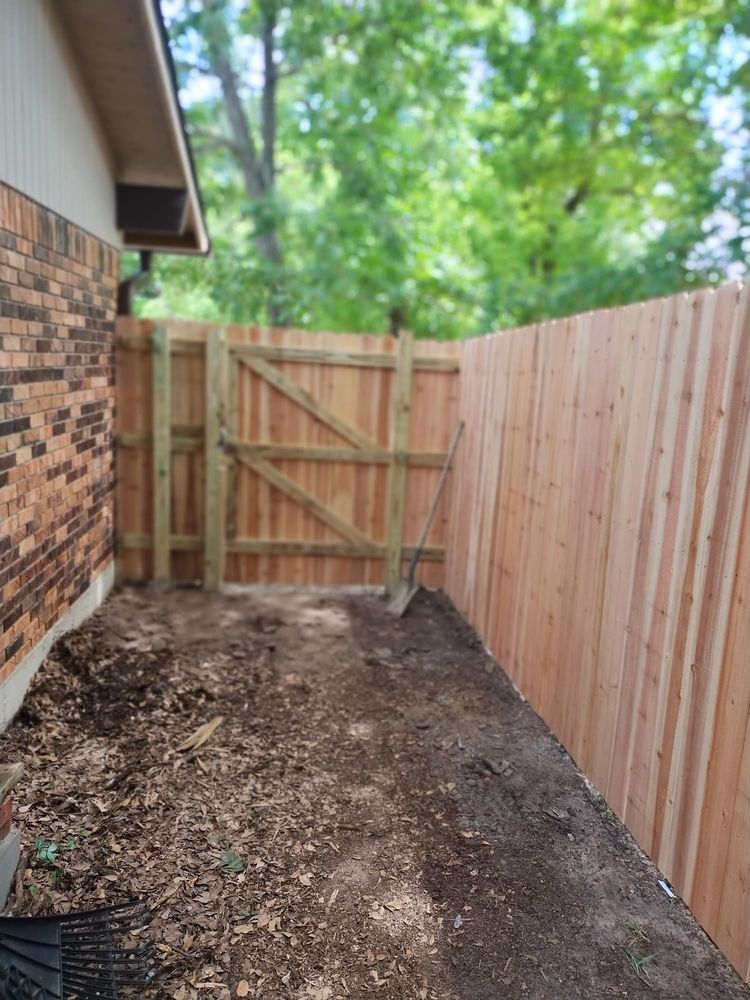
1, 585, 747, 1000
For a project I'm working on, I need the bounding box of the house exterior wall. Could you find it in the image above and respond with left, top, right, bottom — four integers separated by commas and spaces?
0, 183, 119, 726
0, 0, 120, 248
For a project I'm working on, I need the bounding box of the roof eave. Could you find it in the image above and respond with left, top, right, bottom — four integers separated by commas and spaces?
143, 0, 210, 256
55, 0, 210, 256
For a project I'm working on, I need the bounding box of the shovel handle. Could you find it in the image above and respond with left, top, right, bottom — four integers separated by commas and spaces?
406, 421, 465, 585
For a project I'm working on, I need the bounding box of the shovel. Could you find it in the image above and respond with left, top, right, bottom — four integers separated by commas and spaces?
387, 421, 465, 617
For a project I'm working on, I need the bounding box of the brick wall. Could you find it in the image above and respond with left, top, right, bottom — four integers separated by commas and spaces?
0, 183, 119, 681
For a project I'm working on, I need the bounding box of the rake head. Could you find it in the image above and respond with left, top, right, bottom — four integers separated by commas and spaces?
0, 900, 155, 1000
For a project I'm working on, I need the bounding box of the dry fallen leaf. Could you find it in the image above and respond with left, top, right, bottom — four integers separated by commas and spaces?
12, 584, 721, 1000
176, 716, 224, 752
307, 988, 332, 1000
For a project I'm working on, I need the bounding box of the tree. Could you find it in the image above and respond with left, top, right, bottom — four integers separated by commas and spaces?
465, 0, 750, 325
136, 0, 750, 338
170, 0, 286, 323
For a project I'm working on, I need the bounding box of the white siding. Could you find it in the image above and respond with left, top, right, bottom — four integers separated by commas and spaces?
0, 0, 120, 246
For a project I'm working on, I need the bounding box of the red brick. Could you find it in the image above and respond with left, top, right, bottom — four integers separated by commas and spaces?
1, 183, 118, 674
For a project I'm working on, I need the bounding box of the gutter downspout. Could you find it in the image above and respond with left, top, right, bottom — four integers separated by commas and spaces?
117, 251, 154, 316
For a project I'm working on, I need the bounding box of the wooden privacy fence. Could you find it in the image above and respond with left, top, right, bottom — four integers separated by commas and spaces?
445, 282, 750, 983
116, 284, 750, 983
115, 319, 460, 588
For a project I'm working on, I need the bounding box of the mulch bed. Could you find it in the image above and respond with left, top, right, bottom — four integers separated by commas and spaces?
1, 584, 748, 1000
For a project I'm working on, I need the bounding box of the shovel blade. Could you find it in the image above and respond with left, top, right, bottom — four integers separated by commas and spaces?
386, 580, 420, 617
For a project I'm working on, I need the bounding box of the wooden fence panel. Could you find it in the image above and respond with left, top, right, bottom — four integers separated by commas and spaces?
445, 282, 750, 983
115, 316, 153, 582
116, 319, 460, 588
116, 288, 750, 979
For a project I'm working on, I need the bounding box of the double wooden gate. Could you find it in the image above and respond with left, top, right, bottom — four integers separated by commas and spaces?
116, 319, 461, 589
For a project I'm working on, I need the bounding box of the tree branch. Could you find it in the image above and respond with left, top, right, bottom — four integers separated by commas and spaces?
198, 0, 287, 324
200, 0, 267, 199
188, 127, 240, 154
261, 1, 278, 188
176, 56, 214, 76
564, 180, 591, 214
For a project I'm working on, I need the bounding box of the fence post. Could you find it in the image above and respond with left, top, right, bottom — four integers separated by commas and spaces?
385, 329, 414, 593
152, 323, 171, 581
204, 327, 227, 589
225, 351, 239, 543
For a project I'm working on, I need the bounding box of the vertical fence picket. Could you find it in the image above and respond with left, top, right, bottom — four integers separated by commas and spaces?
385, 329, 414, 593
225, 350, 240, 549
152, 323, 171, 581
204, 327, 227, 589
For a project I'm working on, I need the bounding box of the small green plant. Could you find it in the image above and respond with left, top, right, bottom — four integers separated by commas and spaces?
34, 834, 84, 889
597, 801, 615, 822
49, 867, 65, 887
35, 835, 82, 864
219, 849, 246, 874
35, 837, 59, 864
624, 920, 656, 982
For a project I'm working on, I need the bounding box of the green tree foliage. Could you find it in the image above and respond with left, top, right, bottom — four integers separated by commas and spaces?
134, 0, 750, 338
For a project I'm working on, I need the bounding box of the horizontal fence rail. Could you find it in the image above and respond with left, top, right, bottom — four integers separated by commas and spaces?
445, 282, 750, 983
115, 318, 461, 588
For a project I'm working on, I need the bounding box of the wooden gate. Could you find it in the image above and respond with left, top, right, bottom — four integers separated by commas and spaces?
115, 319, 461, 589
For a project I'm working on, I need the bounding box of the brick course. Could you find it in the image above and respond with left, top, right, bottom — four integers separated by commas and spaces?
0, 184, 119, 679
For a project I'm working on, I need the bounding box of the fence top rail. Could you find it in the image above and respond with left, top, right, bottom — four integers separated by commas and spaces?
473, 280, 744, 345
116, 317, 462, 370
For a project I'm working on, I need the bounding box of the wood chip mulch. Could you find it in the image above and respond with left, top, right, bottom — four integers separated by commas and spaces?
1, 584, 748, 1000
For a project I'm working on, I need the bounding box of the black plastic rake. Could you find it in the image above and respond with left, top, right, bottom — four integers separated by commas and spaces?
0, 899, 154, 1000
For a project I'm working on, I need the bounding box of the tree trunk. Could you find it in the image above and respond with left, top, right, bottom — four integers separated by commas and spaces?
201, 0, 287, 326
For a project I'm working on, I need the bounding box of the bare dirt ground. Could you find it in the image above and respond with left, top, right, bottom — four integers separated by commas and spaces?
2, 584, 748, 1000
